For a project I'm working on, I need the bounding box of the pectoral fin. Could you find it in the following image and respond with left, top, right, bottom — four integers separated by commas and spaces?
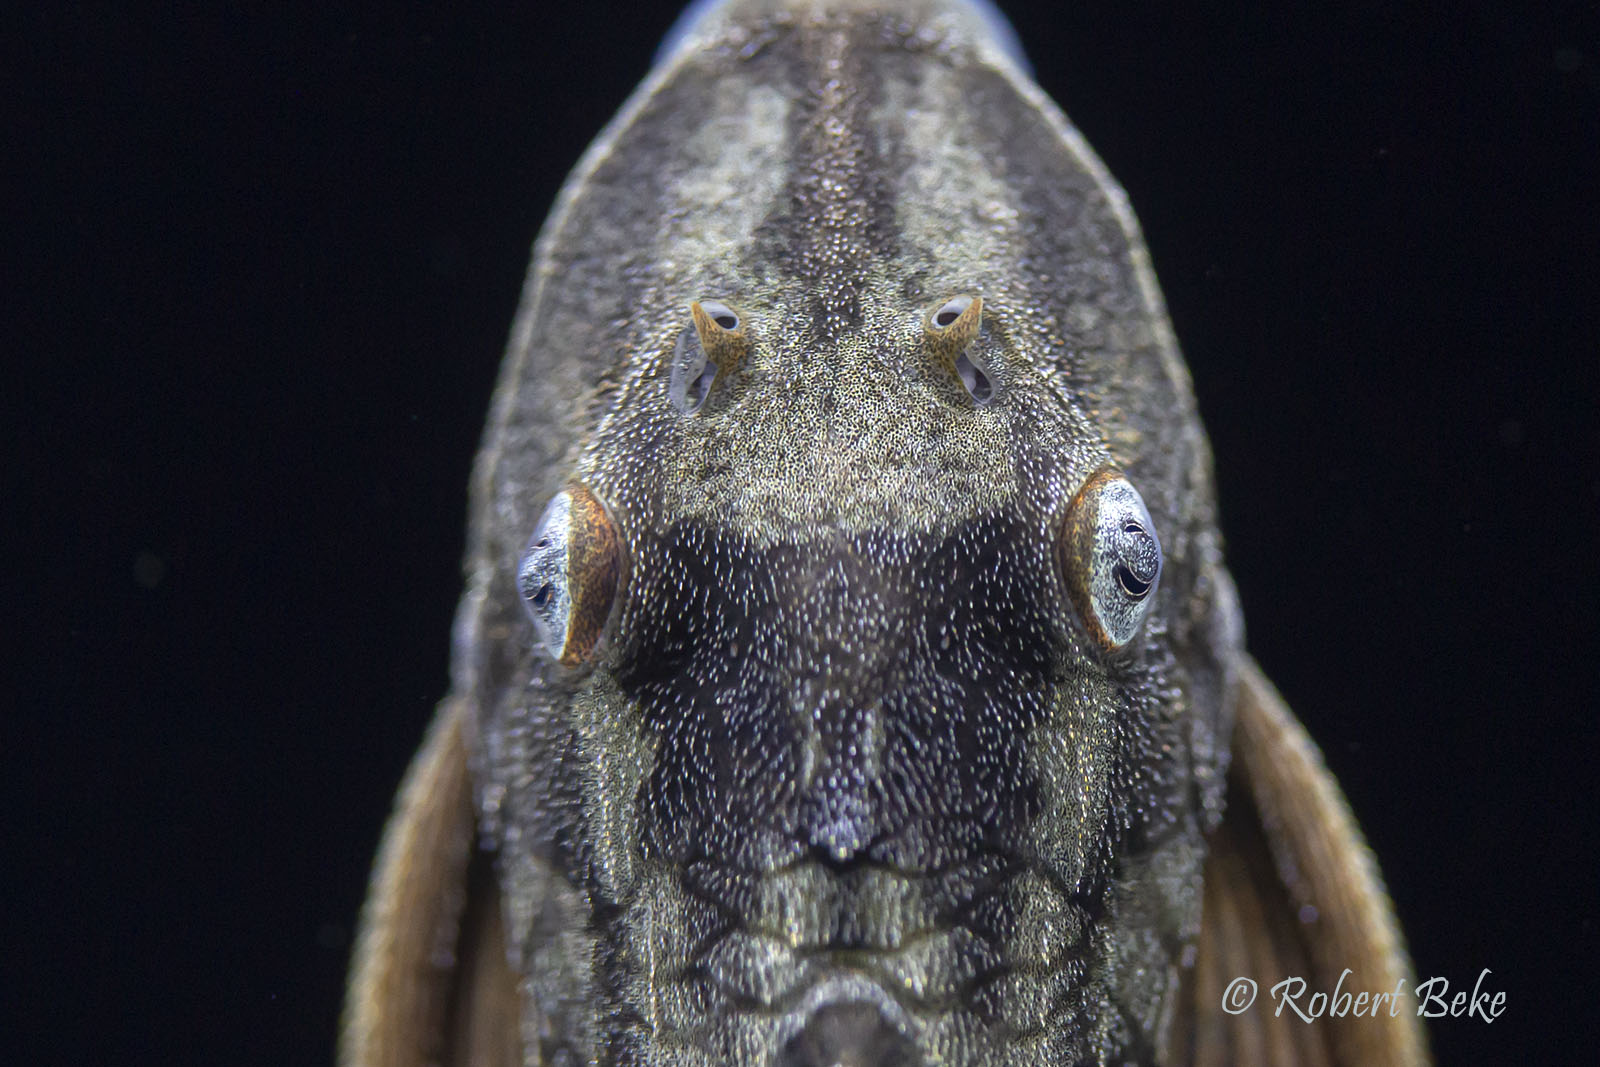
1178, 657, 1429, 1065
340, 698, 520, 1067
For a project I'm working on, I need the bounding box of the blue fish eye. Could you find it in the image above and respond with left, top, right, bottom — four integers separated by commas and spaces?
1058, 469, 1163, 650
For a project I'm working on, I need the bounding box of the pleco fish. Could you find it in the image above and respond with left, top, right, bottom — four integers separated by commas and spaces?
342, 2, 1428, 1064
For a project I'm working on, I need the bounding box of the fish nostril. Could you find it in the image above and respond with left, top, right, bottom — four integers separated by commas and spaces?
777, 1002, 922, 1067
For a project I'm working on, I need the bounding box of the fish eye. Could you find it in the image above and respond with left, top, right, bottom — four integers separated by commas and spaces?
1058, 468, 1162, 651
517, 482, 625, 666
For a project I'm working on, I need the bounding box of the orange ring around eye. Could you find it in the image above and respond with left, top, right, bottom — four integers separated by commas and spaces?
559, 482, 624, 666
1057, 466, 1162, 653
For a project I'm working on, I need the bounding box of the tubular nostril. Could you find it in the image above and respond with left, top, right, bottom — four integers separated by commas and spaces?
777, 1002, 922, 1067
921, 294, 996, 406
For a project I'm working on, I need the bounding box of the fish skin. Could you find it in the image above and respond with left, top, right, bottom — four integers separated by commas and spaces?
454, 3, 1239, 1063
338, 3, 1419, 1066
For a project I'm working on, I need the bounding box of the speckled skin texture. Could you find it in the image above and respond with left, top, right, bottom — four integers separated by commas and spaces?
452, 2, 1244, 1063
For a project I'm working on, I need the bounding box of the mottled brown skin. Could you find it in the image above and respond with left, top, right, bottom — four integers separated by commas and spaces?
341, 2, 1427, 1064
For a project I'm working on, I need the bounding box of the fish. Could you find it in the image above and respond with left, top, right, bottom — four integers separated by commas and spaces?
340, 2, 1427, 1063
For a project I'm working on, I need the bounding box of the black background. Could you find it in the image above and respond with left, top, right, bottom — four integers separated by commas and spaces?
13, 2, 1597, 1064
